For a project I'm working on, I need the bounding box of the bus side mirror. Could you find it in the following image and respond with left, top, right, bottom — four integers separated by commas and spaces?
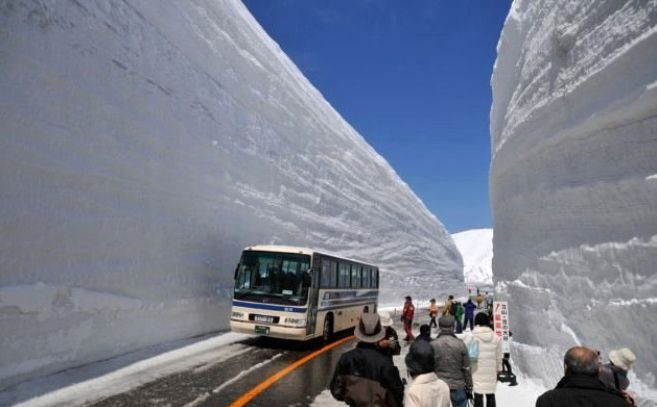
234, 263, 239, 280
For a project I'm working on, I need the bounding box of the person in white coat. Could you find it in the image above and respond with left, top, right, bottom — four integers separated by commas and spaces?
404, 338, 451, 407
465, 312, 502, 407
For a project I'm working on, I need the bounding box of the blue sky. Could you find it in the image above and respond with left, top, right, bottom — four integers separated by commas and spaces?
243, 0, 512, 233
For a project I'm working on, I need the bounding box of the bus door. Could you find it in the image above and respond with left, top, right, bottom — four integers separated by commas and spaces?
306, 254, 320, 336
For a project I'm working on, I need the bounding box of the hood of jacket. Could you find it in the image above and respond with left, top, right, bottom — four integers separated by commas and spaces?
412, 372, 441, 385
473, 326, 495, 342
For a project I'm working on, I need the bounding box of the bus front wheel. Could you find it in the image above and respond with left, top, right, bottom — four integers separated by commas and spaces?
322, 314, 333, 343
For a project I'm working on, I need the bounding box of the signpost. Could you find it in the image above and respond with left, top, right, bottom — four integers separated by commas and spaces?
493, 301, 510, 353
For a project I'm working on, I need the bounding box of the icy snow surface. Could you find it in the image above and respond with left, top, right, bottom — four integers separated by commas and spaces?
0, 0, 461, 390
490, 0, 657, 403
0, 332, 249, 407
452, 229, 493, 285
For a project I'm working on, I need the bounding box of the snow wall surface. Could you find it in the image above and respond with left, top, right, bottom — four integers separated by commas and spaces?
0, 0, 462, 388
490, 0, 657, 397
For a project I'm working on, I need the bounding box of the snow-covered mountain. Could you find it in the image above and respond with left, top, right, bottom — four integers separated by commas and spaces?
451, 229, 493, 285
0, 0, 462, 388
490, 0, 657, 399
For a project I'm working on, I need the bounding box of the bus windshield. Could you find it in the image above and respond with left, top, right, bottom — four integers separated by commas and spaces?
234, 251, 311, 306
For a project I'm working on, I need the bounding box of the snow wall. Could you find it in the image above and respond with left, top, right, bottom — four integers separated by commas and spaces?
490, 0, 657, 397
0, 0, 462, 388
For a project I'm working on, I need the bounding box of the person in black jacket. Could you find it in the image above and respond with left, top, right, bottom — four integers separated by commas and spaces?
535, 346, 632, 407
417, 324, 431, 342
330, 312, 404, 406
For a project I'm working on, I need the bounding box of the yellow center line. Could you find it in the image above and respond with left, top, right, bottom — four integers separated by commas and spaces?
228, 335, 355, 407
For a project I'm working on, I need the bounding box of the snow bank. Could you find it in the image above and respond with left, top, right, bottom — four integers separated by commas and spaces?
0, 0, 461, 389
452, 229, 493, 285
490, 0, 657, 402
0, 332, 249, 407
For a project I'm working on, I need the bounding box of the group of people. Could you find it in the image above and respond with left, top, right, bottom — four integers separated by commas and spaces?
407, 294, 481, 340
330, 302, 503, 407
429, 293, 493, 335
329, 295, 639, 407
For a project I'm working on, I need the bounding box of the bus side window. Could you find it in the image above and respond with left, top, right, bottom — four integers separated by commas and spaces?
373, 268, 378, 288
330, 261, 337, 288
363, 267, 370, 288
351, 265, 361, 289
321, 258, 337, 288
338, 262, 350, 288
321, 259, 330, 288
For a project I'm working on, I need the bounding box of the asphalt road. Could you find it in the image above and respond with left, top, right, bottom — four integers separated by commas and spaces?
90, 308, 437, 407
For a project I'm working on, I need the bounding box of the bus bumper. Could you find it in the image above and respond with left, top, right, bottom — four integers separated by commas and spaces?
230, 320, 308, 340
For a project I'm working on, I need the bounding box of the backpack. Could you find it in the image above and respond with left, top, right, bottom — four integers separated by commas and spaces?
467, 339, 479, 361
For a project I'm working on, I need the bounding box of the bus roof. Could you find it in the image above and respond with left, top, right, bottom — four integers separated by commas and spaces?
243, 245, 377, 268
244, 245, 315, 256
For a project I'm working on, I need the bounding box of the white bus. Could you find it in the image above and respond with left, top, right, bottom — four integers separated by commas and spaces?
230, 245, 379, 341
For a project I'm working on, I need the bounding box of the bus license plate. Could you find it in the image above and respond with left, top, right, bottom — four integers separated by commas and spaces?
255, 325, 270, 335
254, 315, 274, 323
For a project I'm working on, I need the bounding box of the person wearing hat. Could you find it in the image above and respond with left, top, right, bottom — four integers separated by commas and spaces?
330, 312, 404, 406
402, 295, 416, 341
378, 311, 401, 359
599, 347, 636, 392
404, 339, 451, 407
430, 315, 473, 407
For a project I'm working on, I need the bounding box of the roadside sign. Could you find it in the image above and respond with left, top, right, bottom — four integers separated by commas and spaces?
493, 301, 510, 353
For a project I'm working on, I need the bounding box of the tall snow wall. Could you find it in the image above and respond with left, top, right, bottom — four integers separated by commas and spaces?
490, 0, 657, 394
0, 0, 462, 389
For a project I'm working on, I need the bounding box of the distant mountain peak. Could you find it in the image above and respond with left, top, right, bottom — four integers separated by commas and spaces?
451, 229, 493, 285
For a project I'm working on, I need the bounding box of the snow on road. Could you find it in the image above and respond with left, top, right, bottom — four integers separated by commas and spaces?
1, 333, 249, 407
183, 352, 284, 407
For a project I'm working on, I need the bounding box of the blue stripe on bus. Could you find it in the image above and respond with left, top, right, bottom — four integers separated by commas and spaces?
232, 300, 307, 313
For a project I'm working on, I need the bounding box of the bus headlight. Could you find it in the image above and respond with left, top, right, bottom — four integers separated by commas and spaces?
232, 311, 246, 320
284, 317, 306, 327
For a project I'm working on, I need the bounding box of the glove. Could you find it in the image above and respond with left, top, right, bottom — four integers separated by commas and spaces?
466, 390, 473, 400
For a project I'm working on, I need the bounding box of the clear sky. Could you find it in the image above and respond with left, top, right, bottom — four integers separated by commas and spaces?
243, 0, 512, 233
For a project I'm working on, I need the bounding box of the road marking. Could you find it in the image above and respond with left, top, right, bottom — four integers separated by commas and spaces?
228, 335, 354, 407
184, 353, 284, 407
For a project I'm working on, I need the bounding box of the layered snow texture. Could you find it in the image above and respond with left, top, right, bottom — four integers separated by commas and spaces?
490, 0, 657, 399
452, 229, 493, 285
0, 0, 462, 388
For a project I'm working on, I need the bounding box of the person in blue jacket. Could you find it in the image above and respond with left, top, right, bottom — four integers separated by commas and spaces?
464, 299, 476, 331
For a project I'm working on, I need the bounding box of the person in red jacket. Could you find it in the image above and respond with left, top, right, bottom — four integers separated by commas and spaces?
402, 296, 415, 341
